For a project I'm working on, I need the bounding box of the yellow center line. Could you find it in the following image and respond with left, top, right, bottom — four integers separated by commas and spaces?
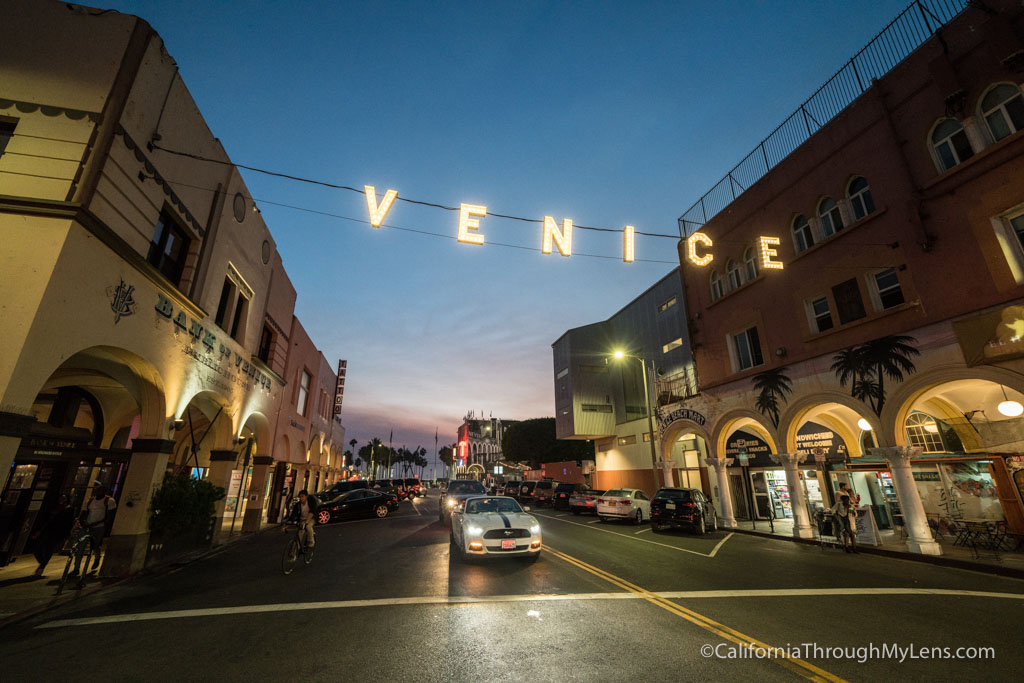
544, 545, 846, 683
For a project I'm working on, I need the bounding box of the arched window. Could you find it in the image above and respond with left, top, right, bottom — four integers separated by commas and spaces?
726, 259, 742, 290
847, 177, 875, 221
904, 412, 943, 453
792, 214, 814, 253
818, 197, 844, 238
710, 271, 723, 301
981, 83, 1024, 142
743, 247, 759, 281
931, 118, 974, 172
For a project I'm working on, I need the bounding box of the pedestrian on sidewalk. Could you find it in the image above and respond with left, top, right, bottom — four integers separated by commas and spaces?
71, 485, 116, 576
836, 482, 861, 506
31, 495, 75, 576
830, 494, 858, 553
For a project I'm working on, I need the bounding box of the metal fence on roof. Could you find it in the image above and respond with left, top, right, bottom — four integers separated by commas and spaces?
677, 0, 970, 238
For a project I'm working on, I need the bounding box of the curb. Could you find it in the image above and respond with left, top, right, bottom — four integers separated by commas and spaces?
0, 525, 274, 630
728, 526, 1024, 579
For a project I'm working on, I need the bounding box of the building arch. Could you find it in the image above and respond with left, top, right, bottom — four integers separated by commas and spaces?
778, 390, 884, 455
884, 365, 1024, 452
710, 409, 780, 458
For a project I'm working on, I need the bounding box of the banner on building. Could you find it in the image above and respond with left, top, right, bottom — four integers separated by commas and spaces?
795, 421, 848, 463
333, 360, 347, 416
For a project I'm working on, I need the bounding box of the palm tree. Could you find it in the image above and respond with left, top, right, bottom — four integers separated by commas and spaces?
752, 367, 793, 428
832, 335, 918, 417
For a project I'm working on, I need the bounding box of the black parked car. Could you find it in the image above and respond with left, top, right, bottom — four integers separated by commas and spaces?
649, 488, 717, 535
315, 489, 399, 524
328, 480, 370, 496
553, 483, 587, 510
518, 481, 538, 506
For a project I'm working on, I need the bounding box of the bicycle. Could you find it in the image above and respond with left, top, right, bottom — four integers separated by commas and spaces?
281, 524, 315, 575
56, 524, 95, 595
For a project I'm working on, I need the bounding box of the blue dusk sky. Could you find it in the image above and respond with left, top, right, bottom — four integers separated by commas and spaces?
99, 0, 912, 463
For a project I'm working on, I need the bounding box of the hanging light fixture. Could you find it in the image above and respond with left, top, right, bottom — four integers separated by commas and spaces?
857, 418, 872, 431
997, 385, 1023, 417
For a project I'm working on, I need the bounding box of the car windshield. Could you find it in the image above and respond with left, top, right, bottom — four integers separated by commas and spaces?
655, 489, 693, 501
465, 497, 524, 514
604, 489, 632, 498
448, 480, 486, 494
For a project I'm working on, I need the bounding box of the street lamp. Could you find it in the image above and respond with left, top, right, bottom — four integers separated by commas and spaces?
610, 349, 662, 491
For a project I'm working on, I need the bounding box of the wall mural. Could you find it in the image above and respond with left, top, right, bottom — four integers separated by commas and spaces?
831, 334, 919, 418
752, 367, 793, 428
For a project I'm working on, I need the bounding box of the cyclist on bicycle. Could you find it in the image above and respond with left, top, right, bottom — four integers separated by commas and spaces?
283, 490, 318, 554
70, 485, 116, 576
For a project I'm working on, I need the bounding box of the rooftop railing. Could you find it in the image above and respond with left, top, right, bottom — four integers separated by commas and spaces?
677, 0, 969, 238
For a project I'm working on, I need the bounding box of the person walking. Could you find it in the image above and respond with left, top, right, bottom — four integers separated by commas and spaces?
830, 494, 858, 553
71, 485, 117, 576
31, 495, 75, 576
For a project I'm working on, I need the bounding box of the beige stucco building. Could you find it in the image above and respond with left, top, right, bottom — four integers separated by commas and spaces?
0, 1, 345, 574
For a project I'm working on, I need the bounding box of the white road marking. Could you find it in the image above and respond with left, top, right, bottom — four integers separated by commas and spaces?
536, 512, 733, 558
635, 528, 651, 534
555, 514, 568, 518
37, 587, 1024, 629
411, 500, 421, 516
587, 519, 602, 524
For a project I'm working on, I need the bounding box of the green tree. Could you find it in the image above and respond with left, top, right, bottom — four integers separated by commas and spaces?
752, 367, 793, 428
502, 418, 592, 468
149, 472, 225, 541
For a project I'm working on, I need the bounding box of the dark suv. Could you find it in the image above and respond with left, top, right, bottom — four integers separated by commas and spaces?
439, 479, 488, 524
403, 478, 424, 497
503, 480, 522, 499
650, 488, 717, 535
553, 482, 587, 510
533, 480, 559, 507
518, 481, 538, 506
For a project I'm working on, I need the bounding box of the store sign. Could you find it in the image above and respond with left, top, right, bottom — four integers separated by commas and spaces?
155, 294, 273, 392
657, 407, 706, 432
685, 232, 784, 270
795, 421, 847, 464
724, 430, 773, 467
333, 359, 346, 416
108, 279, 137, 324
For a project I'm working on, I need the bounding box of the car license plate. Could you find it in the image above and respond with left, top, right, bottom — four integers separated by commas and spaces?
608, 501, 615, 506
666, 502, 676, 509
501, 539, 516, 550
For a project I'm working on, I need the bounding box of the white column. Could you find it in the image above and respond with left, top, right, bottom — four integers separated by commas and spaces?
705, 456, 736, 528
871, 446, 942, 555
771, 453, 815, 539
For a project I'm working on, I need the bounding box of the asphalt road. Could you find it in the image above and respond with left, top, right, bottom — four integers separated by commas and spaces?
2, 490, 1022, 682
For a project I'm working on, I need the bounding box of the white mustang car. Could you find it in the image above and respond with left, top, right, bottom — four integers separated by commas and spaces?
450, 496, 542, 562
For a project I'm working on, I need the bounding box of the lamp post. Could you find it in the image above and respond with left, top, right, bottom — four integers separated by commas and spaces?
611, 350, 662, 492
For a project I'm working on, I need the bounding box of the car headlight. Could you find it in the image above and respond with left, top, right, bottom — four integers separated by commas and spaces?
530, 524, 541, 534
467, 526, 483, 536
447, 498, 456, 507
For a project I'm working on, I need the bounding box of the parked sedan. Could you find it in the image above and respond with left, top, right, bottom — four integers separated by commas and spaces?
315, 489, 399, 524
553, 483, 587, 511
596, 488, 651, 524
650, 488, 717, 534
568, 488, 605, 515
449, 496, 542, 562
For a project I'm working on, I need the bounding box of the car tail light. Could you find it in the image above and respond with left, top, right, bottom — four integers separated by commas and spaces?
597, 498, 605, 504
682, 502, 697, 508
620, 500, 632, 506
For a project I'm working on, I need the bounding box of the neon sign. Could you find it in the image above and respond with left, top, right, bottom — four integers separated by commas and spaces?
364, 185, 637, 261
686, 231, 786, 270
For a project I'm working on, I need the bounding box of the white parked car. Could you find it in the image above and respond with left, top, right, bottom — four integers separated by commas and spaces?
450, 496, 542, 562
596, 488, 651, 524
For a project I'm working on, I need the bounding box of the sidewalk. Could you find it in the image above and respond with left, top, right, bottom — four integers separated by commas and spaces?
0, 521, 276, 628
728, 517, 1024, 577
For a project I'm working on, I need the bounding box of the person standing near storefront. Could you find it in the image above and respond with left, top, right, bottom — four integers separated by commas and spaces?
830, 494, 858, 553
31, 495, 75, 576
71, 485, 116, 575
837, 482, 861, 506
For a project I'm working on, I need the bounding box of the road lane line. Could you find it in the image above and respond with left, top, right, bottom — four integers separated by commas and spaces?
544, 546, 846, 683
537, 512, 731, 557
634, 528, 651, 534
36, 586, 1024, 629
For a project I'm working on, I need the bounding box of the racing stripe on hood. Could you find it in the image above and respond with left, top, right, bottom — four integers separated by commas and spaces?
497, 513, 511, 528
